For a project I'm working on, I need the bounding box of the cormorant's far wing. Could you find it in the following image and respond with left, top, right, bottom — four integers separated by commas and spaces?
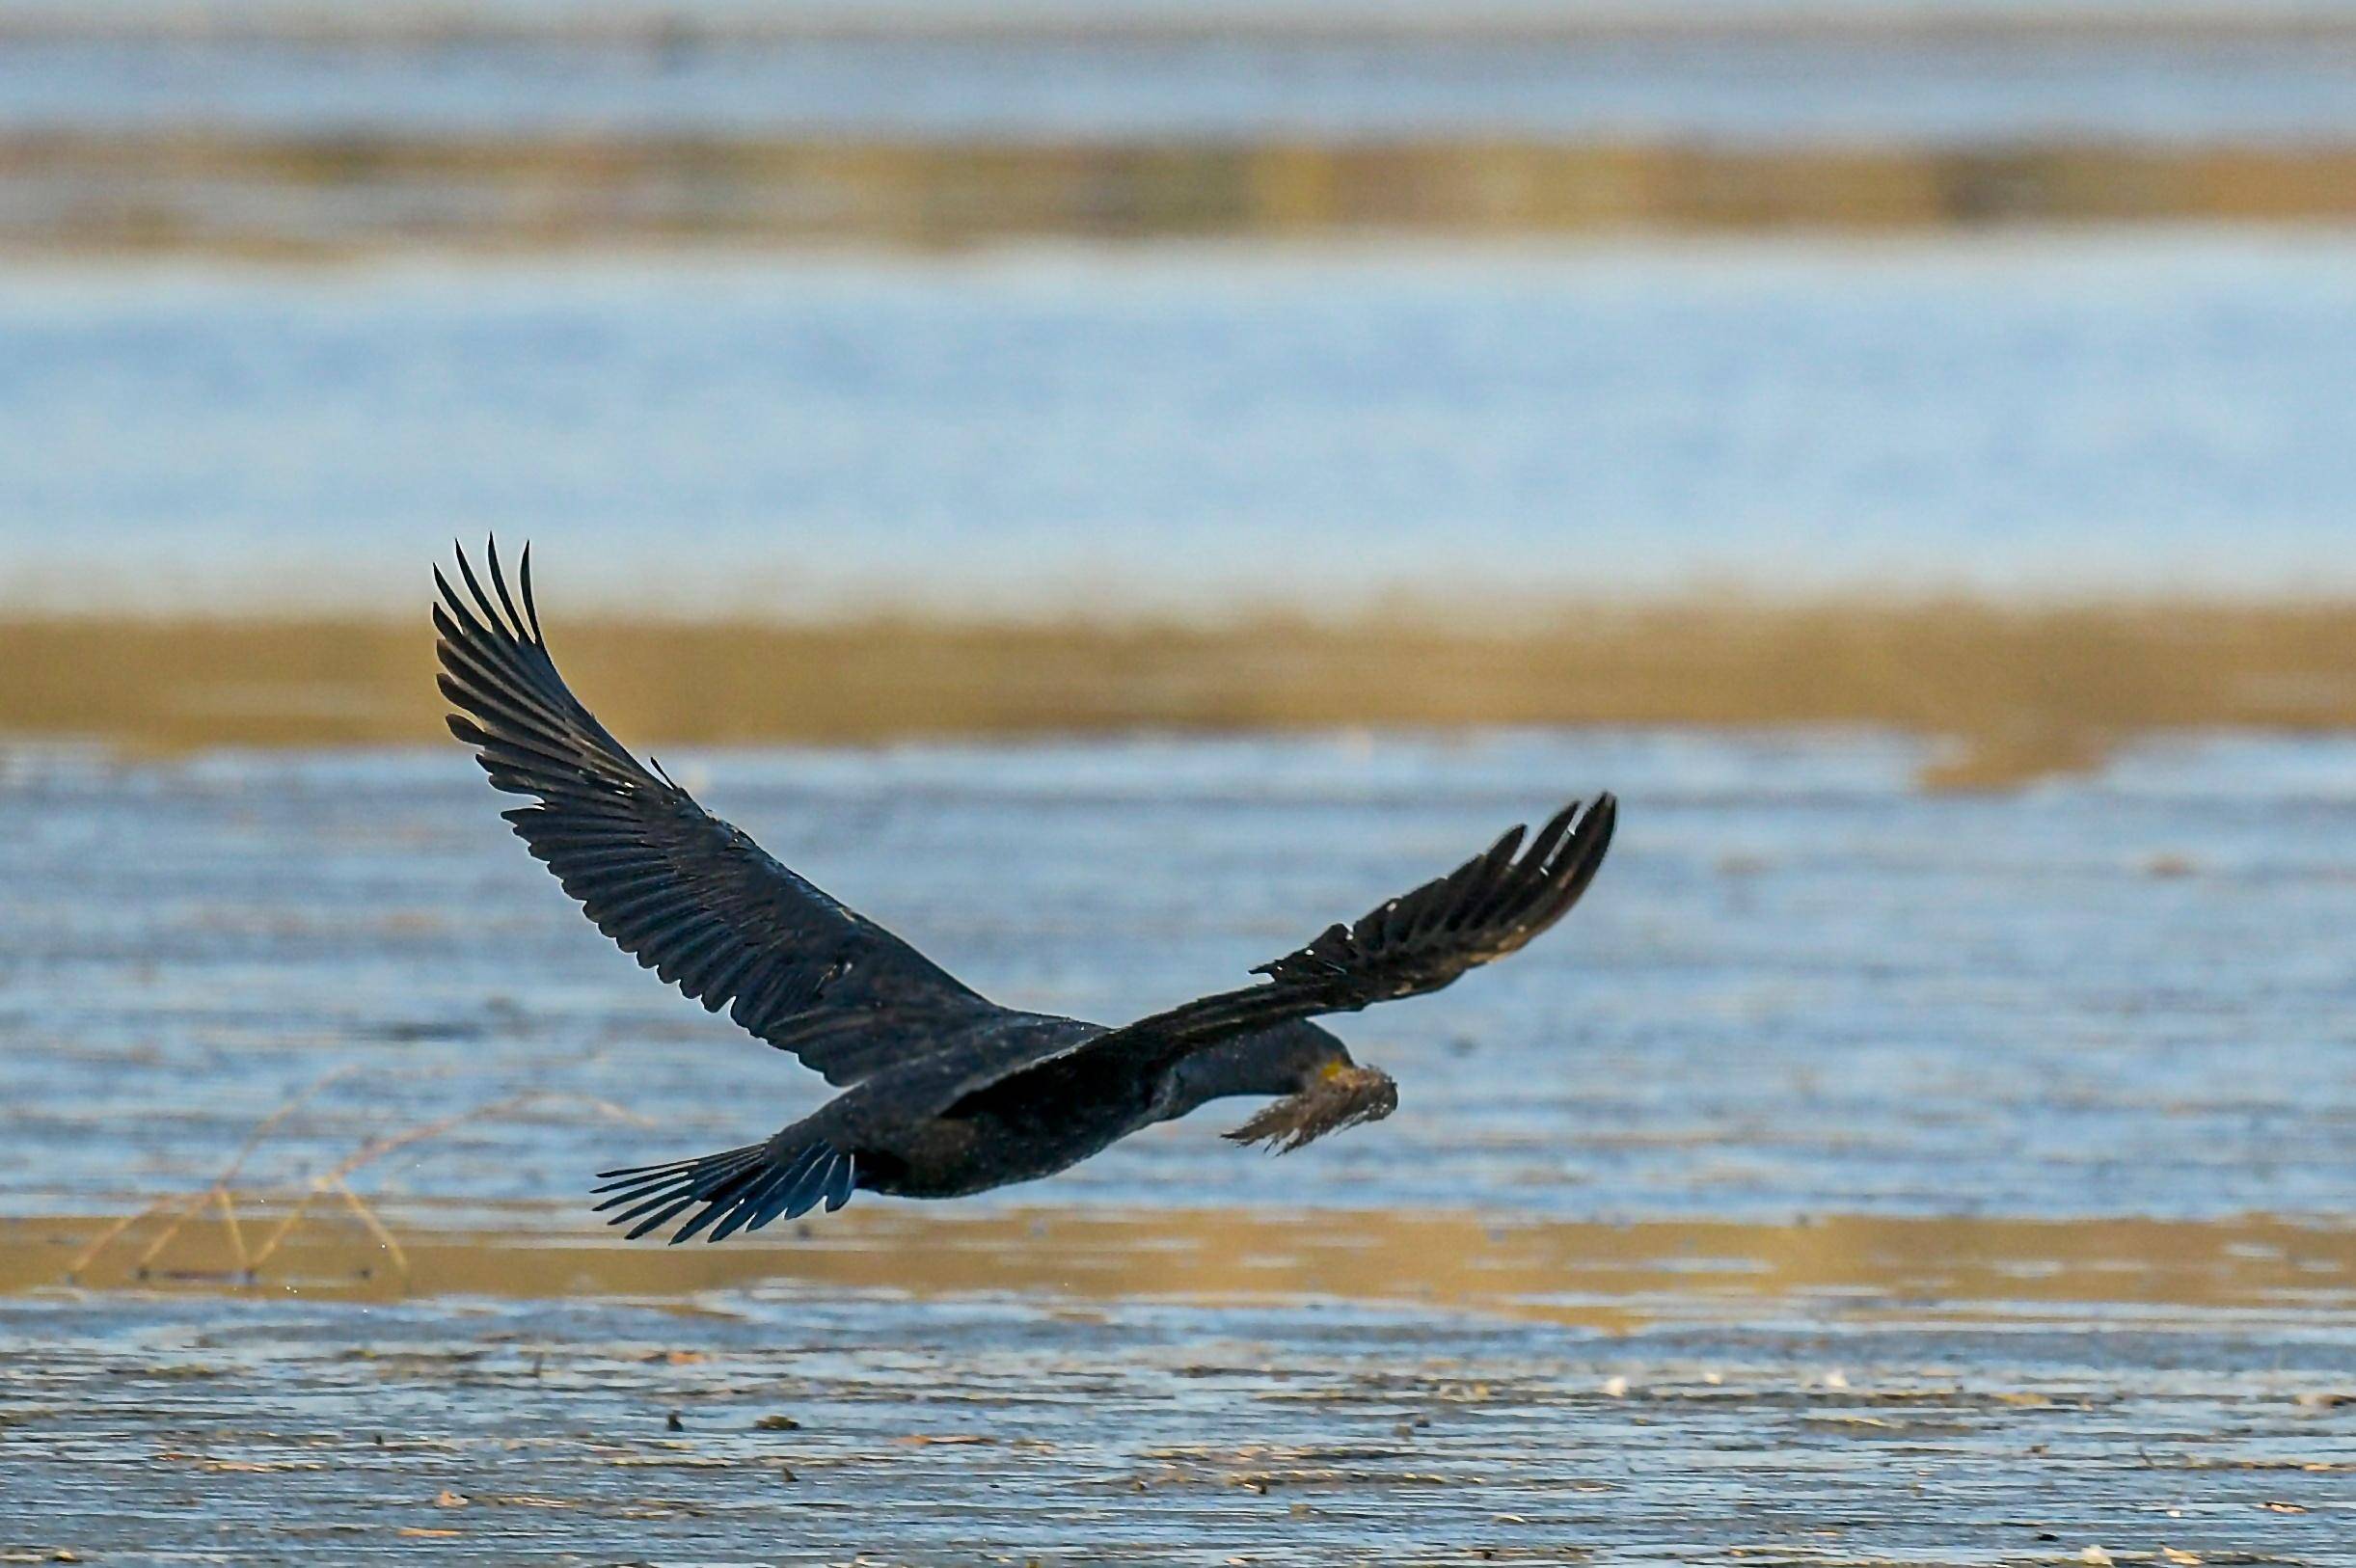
435, 541, 1000, 1088
949, 794, 1614, 1111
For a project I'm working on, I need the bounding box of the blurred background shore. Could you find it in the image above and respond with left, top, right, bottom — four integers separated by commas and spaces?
2, 0, 2351, 777
8, 0, 2356, 253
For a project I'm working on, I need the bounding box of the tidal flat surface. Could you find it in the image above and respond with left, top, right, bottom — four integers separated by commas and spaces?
1, 728, 2352, 1562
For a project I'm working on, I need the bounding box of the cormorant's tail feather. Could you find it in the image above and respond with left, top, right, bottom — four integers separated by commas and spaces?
591, 1141, 856, 1243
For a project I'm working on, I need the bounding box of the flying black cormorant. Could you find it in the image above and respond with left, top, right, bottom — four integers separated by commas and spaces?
434, 543, 1616, 1243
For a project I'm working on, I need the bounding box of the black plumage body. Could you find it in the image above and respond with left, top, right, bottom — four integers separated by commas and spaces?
799, 1013, 1127, 1201
435, 542, 1616, 1243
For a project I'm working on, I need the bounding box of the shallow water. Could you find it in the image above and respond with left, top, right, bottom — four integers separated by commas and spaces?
4, 728, 2353, 1561
4, 236, 2355, 613
5, 727, 2353, 1220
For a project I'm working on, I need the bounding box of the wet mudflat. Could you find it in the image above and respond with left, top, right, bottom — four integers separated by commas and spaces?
1, 728, 2352, 1561
3, 1210, 2353, 1564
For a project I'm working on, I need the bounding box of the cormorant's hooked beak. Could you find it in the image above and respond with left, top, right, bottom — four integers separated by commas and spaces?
1223, 1060, 1398, 1153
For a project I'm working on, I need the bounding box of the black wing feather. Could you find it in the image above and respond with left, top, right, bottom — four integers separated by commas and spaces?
435, 540, 1000, 1087
592, 1141, 853, 1243
954, 794, 1614, 1108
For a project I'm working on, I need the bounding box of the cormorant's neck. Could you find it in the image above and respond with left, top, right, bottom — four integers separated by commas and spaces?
1155, 1027, 1321, 1122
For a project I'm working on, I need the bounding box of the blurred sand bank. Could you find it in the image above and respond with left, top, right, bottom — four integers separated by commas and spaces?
11, 135, 2356, 257
7, 598, 2352, 787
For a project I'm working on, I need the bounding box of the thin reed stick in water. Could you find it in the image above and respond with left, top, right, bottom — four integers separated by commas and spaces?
68, 1077, 647, 1284
67, 1063, 363, 1281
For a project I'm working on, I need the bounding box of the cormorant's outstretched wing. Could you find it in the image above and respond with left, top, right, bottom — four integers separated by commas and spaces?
435, 541, 1000, 1088
949, 794, 1614, 1111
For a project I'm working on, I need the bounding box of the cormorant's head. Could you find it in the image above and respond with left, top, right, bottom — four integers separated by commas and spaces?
1161, 1020, 1396, 1152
